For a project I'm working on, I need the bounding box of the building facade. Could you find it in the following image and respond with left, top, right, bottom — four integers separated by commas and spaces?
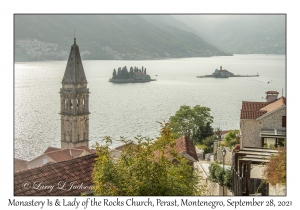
60, 38, 90, 149
239, 91, 286, 149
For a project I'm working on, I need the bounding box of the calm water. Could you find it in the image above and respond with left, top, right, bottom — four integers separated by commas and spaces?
14, 54, 286, 160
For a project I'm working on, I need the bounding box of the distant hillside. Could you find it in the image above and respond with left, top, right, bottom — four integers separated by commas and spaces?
14, 15, 230, 61
173, 15, 286, 54
140, 15, 200, 35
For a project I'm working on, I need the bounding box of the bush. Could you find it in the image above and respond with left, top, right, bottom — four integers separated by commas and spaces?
263, 148, 286, 186
208, 162, 231, 188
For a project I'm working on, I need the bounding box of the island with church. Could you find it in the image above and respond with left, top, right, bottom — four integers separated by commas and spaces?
109, 66, 156, 83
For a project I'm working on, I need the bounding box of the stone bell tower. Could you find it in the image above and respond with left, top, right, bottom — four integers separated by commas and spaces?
60, 38, 90, 149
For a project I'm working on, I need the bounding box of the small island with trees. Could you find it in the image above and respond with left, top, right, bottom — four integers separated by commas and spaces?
109, 66, 156, 83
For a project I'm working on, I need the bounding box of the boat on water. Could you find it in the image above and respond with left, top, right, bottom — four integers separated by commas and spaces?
197, 66, 259, 78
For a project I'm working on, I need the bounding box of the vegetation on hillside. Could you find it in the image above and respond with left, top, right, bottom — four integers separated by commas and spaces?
14, 15, 229, 61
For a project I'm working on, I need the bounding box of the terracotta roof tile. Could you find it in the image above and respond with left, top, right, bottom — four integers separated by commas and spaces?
260, 96, 286, 112
241, 101, 270, 111
44, 147, 61, 153
44, 146, 95, 163
45, 149, 75, 162
240, 96, 286, 120
14, 153, 97, 196
175, 136, 199, 162
73, 145, 96, 154
240, 110, 268, 119
240, 101, 270, 119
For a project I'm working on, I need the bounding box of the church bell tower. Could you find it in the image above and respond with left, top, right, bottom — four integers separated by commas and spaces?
60, 38, 90, 149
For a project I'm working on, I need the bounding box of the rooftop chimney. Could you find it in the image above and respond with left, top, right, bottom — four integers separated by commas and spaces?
265, 91, 279, 102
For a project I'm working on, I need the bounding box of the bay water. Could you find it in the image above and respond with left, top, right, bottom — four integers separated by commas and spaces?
14, 54, 285, 160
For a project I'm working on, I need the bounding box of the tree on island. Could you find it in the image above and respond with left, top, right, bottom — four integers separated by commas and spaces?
112, 69, 117, 78
167, 105, 214, 144
92, 125, 203, 196
111, 66, 148, 79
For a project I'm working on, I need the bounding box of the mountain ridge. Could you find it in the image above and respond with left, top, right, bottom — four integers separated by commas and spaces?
14, 15, 230, 61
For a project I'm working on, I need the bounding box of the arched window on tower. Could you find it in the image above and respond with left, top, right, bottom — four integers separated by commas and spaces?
64, 99, 68, 110
70, 99, 73, 110
82, 99, 85, 110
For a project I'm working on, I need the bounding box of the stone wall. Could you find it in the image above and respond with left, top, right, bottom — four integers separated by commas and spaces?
269, 183, 286, 195
240, 107, 286, 148
205, 180, 232, 196
216, 147, 232, 165
61, 115, 89, 149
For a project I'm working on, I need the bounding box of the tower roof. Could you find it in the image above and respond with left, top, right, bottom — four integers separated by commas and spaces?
62, 38, 87, 84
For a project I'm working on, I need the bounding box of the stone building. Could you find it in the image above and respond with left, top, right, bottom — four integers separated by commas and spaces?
239, 91, 286, 149
231, 91, 287, 196
60, 38, 90, 149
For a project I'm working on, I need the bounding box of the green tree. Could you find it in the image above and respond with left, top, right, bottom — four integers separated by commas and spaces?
224, 130, 239, 148
92, 125, 203, 196
167, 105, 214, 144
198, 135, 216, 154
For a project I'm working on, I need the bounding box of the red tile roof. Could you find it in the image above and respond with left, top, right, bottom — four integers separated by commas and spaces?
73, 145, 96, 154
44, 149, 73, 162
14, 154, 97, 196
260, 96, 286, 112
240, 109, 268, 119
241, 101, 270, 111
175, 136, 199, 162
240, 96, 286, 119
44, 147, 61, 153
40, 146, 96, 163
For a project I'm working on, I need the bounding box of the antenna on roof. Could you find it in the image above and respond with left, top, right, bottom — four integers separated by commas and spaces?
74, 29, 75, 38
282, 88, 283, 97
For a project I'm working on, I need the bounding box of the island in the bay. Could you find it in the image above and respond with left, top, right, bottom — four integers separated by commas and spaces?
197, 66, 259, 78
109, 66, 156, 83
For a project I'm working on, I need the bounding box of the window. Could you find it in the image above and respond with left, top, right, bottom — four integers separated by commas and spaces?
282, 116, 286, 127
262, 137, 285, 148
